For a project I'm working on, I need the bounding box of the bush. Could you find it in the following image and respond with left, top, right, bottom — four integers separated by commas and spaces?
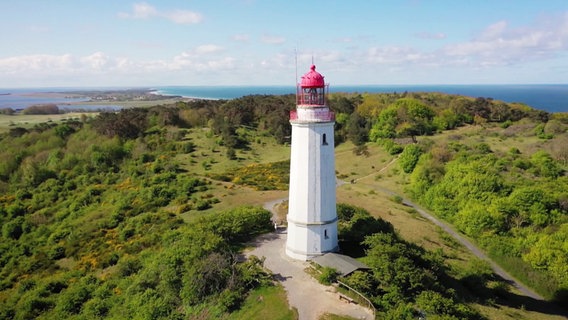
2, 217, 24, 240
56, 284, 91, 314
399, 144, 423, 173
318, 267, 339, 285
118, 256, 142, 277
22, 104, 60, 115
48, 246, 66, 260
380, 139, 403, 155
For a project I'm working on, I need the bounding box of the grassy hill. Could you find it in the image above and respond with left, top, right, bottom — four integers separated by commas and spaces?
0, 93, 566, 319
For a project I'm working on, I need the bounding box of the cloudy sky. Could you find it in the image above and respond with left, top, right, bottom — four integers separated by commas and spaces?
1, 0, 567, 87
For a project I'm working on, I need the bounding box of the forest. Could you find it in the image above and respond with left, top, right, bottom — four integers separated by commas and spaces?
0, 90, 566, 319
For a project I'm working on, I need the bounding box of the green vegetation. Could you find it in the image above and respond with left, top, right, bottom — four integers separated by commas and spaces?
406, 129, 568, 300
337, 204, 481, 319
0, 90, 566, 319
227, 285, 298, 320
209, 160, 290, 191
341, 90, 567, 302
0, 99, 291, 319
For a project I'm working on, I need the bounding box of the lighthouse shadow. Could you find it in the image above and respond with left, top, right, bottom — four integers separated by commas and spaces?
246, 229, 284, 247
273, 273, 292, 282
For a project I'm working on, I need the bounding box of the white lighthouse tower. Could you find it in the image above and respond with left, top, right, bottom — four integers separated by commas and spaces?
286, 65, 338, 261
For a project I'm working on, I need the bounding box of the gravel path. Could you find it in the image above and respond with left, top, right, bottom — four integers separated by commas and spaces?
400, 197, 544, 300
245, 230, 373, 320
350, 156, 544, 301
363, 183, 545, 301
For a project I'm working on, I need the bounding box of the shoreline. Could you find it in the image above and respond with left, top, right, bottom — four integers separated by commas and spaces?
1, 85, 566, 113
149, 88, 221, 101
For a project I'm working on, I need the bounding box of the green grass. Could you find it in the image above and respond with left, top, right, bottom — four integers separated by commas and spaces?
228, 285, 297, 320
0, 113, 92, 132
487, 253, 558, 300
176, 127, 289, 176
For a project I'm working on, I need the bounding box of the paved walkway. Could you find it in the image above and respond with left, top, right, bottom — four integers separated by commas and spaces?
245, 230, 373, 320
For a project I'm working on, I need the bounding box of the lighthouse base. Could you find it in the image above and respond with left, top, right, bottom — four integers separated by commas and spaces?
285, 219, 339, 261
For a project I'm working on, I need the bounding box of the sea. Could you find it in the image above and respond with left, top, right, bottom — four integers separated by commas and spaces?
0, 85, 566, 113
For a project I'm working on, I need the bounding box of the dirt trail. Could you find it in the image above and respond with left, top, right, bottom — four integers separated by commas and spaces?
354, 177, 544, 301
400, 196, 544, 300
350, 155, 544, 301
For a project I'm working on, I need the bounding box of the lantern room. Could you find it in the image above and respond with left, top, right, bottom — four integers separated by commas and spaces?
297, 65, 328, 106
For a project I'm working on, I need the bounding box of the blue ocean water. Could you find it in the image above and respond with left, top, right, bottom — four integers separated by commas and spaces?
1, 85, 566, 113
156, 85, 568, 113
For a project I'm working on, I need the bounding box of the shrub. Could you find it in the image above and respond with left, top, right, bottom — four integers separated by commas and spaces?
118, 256, 142, 277
318, 267, 339, 285
2, 217, 24, 239
56, 284, 91, 315
48, 246, 66, 260
399, 144, 423, 173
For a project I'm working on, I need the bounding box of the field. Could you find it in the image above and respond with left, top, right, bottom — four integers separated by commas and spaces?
0, 113, 91, 132
191, 123, 567, 320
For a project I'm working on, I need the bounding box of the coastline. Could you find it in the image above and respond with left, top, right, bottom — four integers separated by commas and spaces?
1, 85, 566, 113
150, 88, 222, 101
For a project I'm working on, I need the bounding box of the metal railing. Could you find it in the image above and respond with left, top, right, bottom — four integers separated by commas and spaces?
289, 110, 335, 122
337, 280, 377, 319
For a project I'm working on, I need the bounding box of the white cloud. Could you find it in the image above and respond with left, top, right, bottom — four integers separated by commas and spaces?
2, 12, 567, 86
478, 21, 508, 41
365, 46, 431, 65
442, 13, 568, 66
80, 52, 110, 70
0, 54, 75, 74
119, 2, 156, 19
261, 34, 285, 45
232, 34, 250, 42
165, 9, 202, 24
414, 32, 447, 40
194, 44, 224, 54
0, 46, 237, 86
119, 2, 202, 24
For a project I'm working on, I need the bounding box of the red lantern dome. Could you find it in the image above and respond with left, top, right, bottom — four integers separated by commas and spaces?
291, 64, 333, 123
300, 65, 325, 88
296, 64, 328, 106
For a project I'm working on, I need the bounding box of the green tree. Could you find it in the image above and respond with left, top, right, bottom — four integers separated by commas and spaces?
399, 144, 423, 173
369, 106, 398, 140
530, 150, 563, 178
347, 111, 368, 146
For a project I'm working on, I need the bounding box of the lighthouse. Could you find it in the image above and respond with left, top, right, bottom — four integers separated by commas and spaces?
286, 65, 338, 261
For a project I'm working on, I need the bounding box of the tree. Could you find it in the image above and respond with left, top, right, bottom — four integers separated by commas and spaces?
347, 111, 368, 146
54, 124, 75, 139
369, 106, 398, 140
454, 201, 504, 236
92, 108, 149, 139
399, 144, 423, 173
330, 95, 356, 114
0, 108, 15, 115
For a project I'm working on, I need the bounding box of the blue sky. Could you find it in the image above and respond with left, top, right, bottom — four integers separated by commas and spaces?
1, 0, 567, 87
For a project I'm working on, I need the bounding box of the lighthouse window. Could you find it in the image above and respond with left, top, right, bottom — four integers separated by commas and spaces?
322, 133, 328, 145
324, 229, 329, 239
